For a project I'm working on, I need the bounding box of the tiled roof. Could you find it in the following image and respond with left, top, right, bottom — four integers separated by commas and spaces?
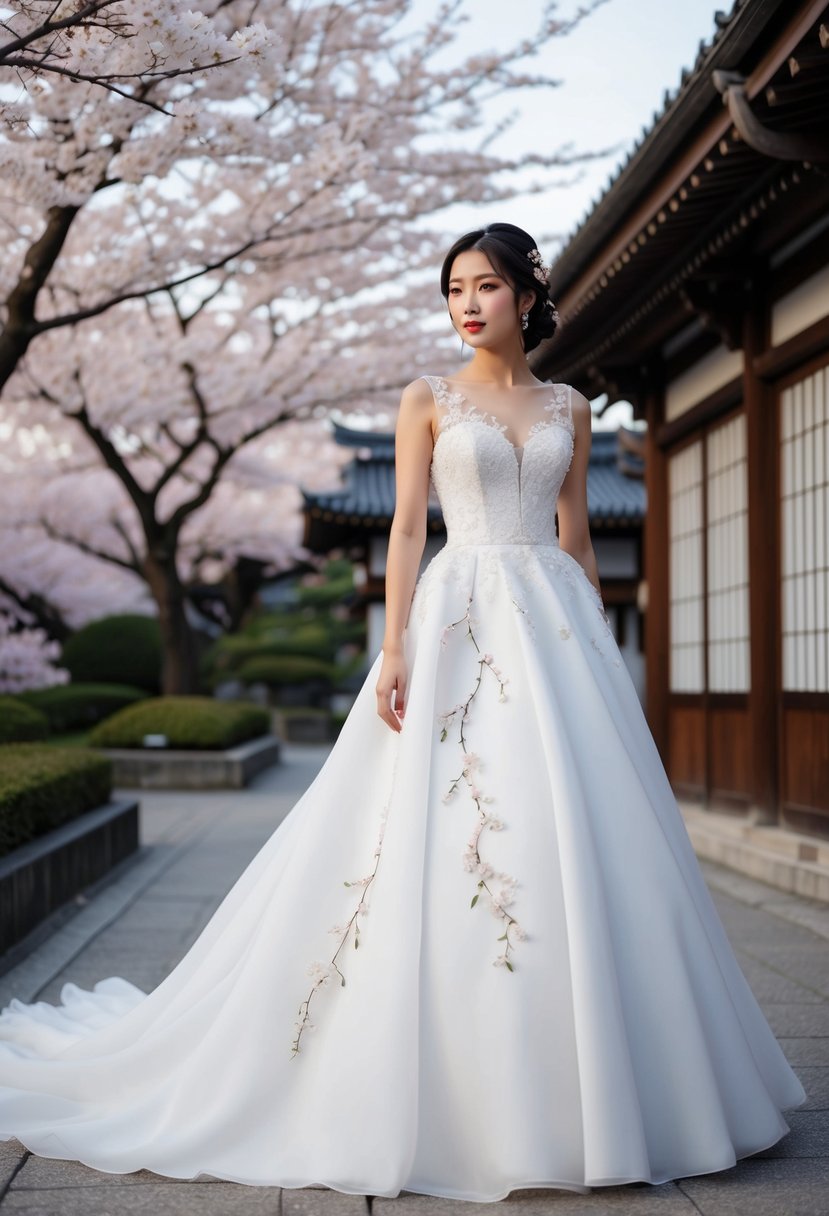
548, 0, 783, 292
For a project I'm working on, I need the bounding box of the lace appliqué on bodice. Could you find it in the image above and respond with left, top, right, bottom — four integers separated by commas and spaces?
425, 375, 575, 450
408, 375, 618, 662
421, 375, 575, 552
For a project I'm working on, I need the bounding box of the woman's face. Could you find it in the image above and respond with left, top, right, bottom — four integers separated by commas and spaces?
447, 248, 528, 348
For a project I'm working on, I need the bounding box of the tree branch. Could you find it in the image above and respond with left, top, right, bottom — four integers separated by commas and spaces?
39, 516, 141, 574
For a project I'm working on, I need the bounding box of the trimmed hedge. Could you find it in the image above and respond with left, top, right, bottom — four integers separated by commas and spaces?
18, 683, 149, 733
61, 615, 162, 693
0, 697, 49, 744
202, 628, 345, 684
89, 697, 271, 751
235, 655, 334, 688
0, 744, 113, 856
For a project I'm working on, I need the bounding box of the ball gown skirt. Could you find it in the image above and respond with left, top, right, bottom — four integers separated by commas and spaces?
0, 376, 807, 1201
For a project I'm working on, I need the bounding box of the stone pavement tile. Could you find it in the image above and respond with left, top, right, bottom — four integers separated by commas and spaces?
112, 897, 215, 934
700, 862, 829, 942
0, 1142, 26, 1191
751, 1111, 829, 1158
778, 1037, 829, 1066
10, 1156, 222, 1188
734, 946, 829, 1000
377, 1183, 695, 1214
676, 1157, 829, 1216
710, 897, 825, 949
278, 1189, 370, 1214
795, 1066, 829, 1109
2, 1182, 282, 1214
760, 1004, 829, 1036
728, 967, 824, 1006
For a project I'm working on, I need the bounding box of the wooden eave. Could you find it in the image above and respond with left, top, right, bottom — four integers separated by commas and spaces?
531, 0, 829, 412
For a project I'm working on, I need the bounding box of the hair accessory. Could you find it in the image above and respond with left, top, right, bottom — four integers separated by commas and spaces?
527, 247, 551, 284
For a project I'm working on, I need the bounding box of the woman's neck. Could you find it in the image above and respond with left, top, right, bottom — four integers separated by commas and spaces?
458, 349, 542, 388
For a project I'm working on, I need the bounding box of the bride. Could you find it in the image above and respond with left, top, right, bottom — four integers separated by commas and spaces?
0, 221, 807, 1202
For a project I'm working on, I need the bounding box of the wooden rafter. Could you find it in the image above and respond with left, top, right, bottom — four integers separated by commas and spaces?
713, 69, 829, 163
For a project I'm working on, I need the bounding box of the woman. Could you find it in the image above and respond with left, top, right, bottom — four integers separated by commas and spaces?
0, 222, 807, 1201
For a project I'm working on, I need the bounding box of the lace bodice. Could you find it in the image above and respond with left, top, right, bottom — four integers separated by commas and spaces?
423, 375, 575, 547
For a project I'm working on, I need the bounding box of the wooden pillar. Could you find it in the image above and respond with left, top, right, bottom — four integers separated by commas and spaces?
643, 387, 670, 764
743, 283, 779, 824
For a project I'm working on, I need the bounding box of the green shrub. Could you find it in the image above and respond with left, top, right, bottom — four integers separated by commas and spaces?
0, 744, 112, 856
61, 615, 162, 693
236, 655, 334, 688
202, 629, 340, 683
18, 683, 148, 733
0, 697, 49, 744
89, 696, 271, 751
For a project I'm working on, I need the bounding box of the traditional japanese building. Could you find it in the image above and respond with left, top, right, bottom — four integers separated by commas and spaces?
531, 0, 829, 847
302, 417, 647, 695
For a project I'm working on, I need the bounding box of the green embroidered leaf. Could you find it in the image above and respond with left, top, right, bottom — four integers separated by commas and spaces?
341, 976, 346, 987
440, 728, 447, 741
470, 893, 479, 908
497, 932, 508, 941
355, 935, 359, 948
505, 960, 514, 972
343, 881, 351, 886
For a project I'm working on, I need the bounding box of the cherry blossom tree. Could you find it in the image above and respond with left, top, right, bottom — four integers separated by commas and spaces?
0, 610, 69, 692
0, 2, 242, 110
0, 0, 613, 692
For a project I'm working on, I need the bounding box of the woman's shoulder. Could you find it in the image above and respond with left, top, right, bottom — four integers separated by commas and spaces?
399, 375, 436, 403
560, 383, 592, 417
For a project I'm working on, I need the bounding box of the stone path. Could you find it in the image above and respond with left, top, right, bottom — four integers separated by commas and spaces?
0, 744, 826, 1215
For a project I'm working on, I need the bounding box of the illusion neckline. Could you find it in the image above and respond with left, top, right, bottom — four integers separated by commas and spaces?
440, 376, 556, 393
431, 375, 566, 452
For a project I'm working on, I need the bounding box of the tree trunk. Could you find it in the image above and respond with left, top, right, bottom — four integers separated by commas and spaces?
143, 550, 199, 695
0, 205, 79, 392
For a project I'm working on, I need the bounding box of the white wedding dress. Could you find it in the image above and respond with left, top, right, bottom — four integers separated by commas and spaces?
0, 375, 807, 1201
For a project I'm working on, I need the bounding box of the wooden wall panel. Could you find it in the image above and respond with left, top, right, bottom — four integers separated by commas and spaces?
781, 706, 829, 836
708, 706, 752, 805
668, 703, 706, 795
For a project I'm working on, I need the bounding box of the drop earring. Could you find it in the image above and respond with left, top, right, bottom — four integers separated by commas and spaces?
521, 312, 529, 331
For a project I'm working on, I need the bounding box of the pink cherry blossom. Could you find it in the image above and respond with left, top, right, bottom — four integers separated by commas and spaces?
0, 3, 606, 693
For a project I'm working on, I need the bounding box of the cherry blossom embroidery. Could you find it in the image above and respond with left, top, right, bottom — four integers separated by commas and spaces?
291, 752, 397, 1057
511, 594, 535, 638
437, 591, 527, 970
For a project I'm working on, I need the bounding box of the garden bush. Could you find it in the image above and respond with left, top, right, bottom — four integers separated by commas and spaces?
0, 697, 49, 744
0, 745, 113, 856
61, 615, 162, 693
203, 629, 342, 683
89, 697, 271, 751
18, 683, 148, 733
235, 655, 335, 688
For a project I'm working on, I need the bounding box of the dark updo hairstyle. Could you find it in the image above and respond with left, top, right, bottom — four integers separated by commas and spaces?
439, 222, 559, 352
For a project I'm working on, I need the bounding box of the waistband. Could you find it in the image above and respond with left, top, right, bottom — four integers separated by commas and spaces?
443, 541, 561, 549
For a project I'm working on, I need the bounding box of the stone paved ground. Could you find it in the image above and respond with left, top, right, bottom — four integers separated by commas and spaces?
0, 744, 826, 1216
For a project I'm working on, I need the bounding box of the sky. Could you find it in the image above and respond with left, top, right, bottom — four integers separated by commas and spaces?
402, 0, 723, 251
395, 0, 724, 424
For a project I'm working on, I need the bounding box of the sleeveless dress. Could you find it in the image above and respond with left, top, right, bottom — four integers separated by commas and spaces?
0, 374, 807, 1201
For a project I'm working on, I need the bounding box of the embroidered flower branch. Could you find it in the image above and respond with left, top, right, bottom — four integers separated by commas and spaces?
437, 592, 527, 970
291, 765, 395, 1057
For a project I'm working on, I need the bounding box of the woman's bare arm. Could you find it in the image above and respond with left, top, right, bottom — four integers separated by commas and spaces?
381, 377, 435, 654
375, 378, 434, 733
555, 388, 603, 601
